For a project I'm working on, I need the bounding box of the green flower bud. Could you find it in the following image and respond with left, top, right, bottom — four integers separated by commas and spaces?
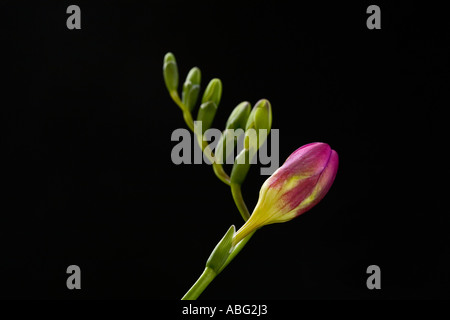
214, 128, 243, 164
163, 52, 179, 94
201, 78, 223, 106
214, 102, 251, 164
186, 66, 201, 84
244, 99, 272, 150
225, 101, 251, 130
205, 225, 235, 273
230, 148, 251, 185
254, 99, 272, 134
196, 101, 218, 134
182, 67, 201, 112
245, 99, 272, 132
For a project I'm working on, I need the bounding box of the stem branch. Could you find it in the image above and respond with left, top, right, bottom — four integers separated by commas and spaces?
171, 94, 231, 184
231, 183, 250, 221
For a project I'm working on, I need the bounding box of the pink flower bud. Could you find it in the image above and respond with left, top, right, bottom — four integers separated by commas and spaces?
233, 142, 338, 245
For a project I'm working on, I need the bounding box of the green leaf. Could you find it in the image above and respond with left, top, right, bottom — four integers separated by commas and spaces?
205, 225, 236, 273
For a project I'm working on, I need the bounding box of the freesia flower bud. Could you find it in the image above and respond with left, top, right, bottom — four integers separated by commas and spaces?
202, 79, 223, 107
244, 99, 272, 151
163, 52, 179, 94
225, 101, 251, 130
230, 148, 251, 185
215, 102, 251, 164
245, 99, 272, 132
182, 67, 202, 112
232, 142, 339, 246
196, 101, 218, 134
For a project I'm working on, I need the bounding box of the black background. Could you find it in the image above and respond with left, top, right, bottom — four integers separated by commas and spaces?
1, 1, 449, 300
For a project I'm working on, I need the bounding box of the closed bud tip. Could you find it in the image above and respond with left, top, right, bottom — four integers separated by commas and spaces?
202, 78, 223, 107
225, 101, 251, 130
253, 99, 272, 133
186, 67, 201, 85
246, 99, 272, 131
244, 99, 273, 151
164, 52, 176, 64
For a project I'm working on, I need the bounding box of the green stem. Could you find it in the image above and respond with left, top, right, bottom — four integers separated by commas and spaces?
213, 163, 231, 185
230, 183, 250, 221
171, 91, 184, 110
171, 92, 232, 185
181, 267, 217, 300
181, 182, 253, 300
182, 110, 195, 132
181, 231, 256, 300
170, 91, 195, 132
